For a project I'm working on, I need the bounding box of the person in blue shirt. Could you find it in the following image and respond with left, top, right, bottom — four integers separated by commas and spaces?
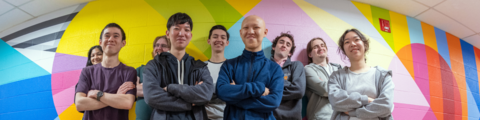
216, 15, 284, 120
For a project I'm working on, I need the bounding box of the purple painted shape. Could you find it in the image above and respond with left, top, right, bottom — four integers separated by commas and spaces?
422, 108, 438, 120
411, 43, 430, 103
52, 53, 87, 74
244, 0, 347, 66
392, 102, 430, 120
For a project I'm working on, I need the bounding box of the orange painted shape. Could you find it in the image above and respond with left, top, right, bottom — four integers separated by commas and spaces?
445, 32, 467, 120
396, 45, 415, 79
421, 22, 438, 52
475, 47, 480, 103
425, 45, 443, 120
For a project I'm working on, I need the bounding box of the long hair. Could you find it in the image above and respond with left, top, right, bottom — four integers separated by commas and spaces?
306, 37, 328, 64
86, 45, 103, 66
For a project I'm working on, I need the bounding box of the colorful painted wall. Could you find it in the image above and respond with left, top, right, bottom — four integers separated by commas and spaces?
1, 0, 479, 120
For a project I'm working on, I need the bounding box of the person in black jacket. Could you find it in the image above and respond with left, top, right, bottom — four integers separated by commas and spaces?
142, 12, 214, 120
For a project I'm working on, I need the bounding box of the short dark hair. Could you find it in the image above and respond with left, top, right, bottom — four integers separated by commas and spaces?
86, 45, 103, 66
100, 23, 126, 41
167, 12, 193, 31
208, 25, 229, 41
307, 37, 328, 64
337, 28, 369, 62
271, 32, 296, 57
153, 35, 169, 48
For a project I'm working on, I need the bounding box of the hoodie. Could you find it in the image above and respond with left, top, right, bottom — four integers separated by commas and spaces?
143, 52, 214, 120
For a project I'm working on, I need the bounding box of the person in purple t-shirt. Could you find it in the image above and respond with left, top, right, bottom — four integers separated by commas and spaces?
75, 23, 137, 120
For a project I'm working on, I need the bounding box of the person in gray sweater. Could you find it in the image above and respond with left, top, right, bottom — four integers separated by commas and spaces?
270, 32, 306, 120
304, 37, 342, 120
328, 29, 394, 120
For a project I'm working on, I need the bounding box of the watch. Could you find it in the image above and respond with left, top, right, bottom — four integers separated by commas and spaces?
97, 91, 104, 101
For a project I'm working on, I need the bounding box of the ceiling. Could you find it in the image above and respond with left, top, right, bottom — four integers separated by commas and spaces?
1, 0, 479, 48
353, 0, 480, 48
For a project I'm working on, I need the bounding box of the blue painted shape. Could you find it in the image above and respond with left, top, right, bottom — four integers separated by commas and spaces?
0, 75, 51, 99
0, 74, 57, 119
407, 17, 424, 44
0, 108, 57, 120
435, 28, 451, 68
0, 39, 50, 86
225, 17, 245, 59
466, 85, 480, 120
460, 40, 480, 113
262, 38, 272, 59
54, 116, 60, 120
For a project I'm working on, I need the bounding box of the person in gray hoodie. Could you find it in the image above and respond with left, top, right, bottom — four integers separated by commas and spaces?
270, 32, 306, 120
328, 29, 394, 120
143, 12, 214, 120
304, 37, 342, 120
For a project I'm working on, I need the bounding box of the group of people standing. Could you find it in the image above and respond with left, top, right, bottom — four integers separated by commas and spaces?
74, 12, 394, 120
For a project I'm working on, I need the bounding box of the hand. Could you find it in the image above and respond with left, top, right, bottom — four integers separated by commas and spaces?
262, 87, 270, 96
344, 111, 349, 115
117, 81, 135, 94
195, 81, 203, 85
230, 80, 235, 85
87, 90, 100, 99
136, 77, 143, 96
368, 97, 374, 103
192, 103, 196, 106
163, 87, 167, 91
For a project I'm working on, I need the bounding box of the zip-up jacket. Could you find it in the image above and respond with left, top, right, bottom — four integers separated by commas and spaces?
217, 49, 284, 120
270, 57, 306, 120
143, 52, 214, 120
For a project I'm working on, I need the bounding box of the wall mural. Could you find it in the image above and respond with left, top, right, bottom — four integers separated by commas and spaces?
1, 0, 479, 119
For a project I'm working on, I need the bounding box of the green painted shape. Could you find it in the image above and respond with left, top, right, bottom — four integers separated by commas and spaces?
199, 0, 243, 29
202, 46, 212, 59
371, 6, 394, 51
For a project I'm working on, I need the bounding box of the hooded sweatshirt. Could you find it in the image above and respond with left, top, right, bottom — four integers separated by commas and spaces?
217, 49, 284, 120
304, 63, 342, 120
270, 57, 306, 120
328, 66, 394, 120
143, 52, 214, 120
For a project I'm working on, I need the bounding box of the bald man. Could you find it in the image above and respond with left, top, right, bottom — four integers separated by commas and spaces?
216, 15, 284, 120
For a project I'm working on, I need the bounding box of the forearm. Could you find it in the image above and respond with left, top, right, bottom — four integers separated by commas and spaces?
75, 93, 108, 111
137, 90, 144, 97
100, 93, 135, 110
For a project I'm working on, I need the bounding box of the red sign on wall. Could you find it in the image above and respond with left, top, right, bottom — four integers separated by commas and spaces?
379, 18, 390, 33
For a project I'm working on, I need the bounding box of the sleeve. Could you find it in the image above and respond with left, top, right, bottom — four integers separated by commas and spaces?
349, 71, 394, 119
143, 61, 192, 112
167, 66, 214, 104
328, 71, 369, 112
216, 62, 267, 104
281, 62, 306, 101
75, 68, 91, 94
233, 65, 284, 113
305, 66, 328, 97
125, 68, 137, 96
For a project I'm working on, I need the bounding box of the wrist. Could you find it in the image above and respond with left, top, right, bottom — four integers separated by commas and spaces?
97, 91, 104, 101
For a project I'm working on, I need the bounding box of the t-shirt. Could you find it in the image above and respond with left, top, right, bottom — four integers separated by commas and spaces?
346, 67, 377, 120
76, 63, 137, 120
205, 60, 226, 120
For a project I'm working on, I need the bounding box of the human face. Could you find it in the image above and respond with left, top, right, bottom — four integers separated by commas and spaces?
99, 27, 126, 56
153, 38, 170, 56
308, 39, 328, 61
342, 31, 365, 61
208, 29, 229, 52
240, 15, 268, 52
273, 36, 293, 58
90, 48, 103, 65
166, 23, 192, 50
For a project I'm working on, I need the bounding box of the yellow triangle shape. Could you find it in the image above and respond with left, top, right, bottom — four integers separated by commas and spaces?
226, 0, 262, 16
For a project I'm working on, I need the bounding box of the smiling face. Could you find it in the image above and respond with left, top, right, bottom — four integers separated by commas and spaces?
342, 31, 366, 61
273, 36, 293, 58
99, 27, 126, 56
166, 22, 192, 51
308, 39, 328, 61
152, 37, 170, 57
90, 48, 103, 65
208, 29, 229, 53
240, 15, 268, 52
